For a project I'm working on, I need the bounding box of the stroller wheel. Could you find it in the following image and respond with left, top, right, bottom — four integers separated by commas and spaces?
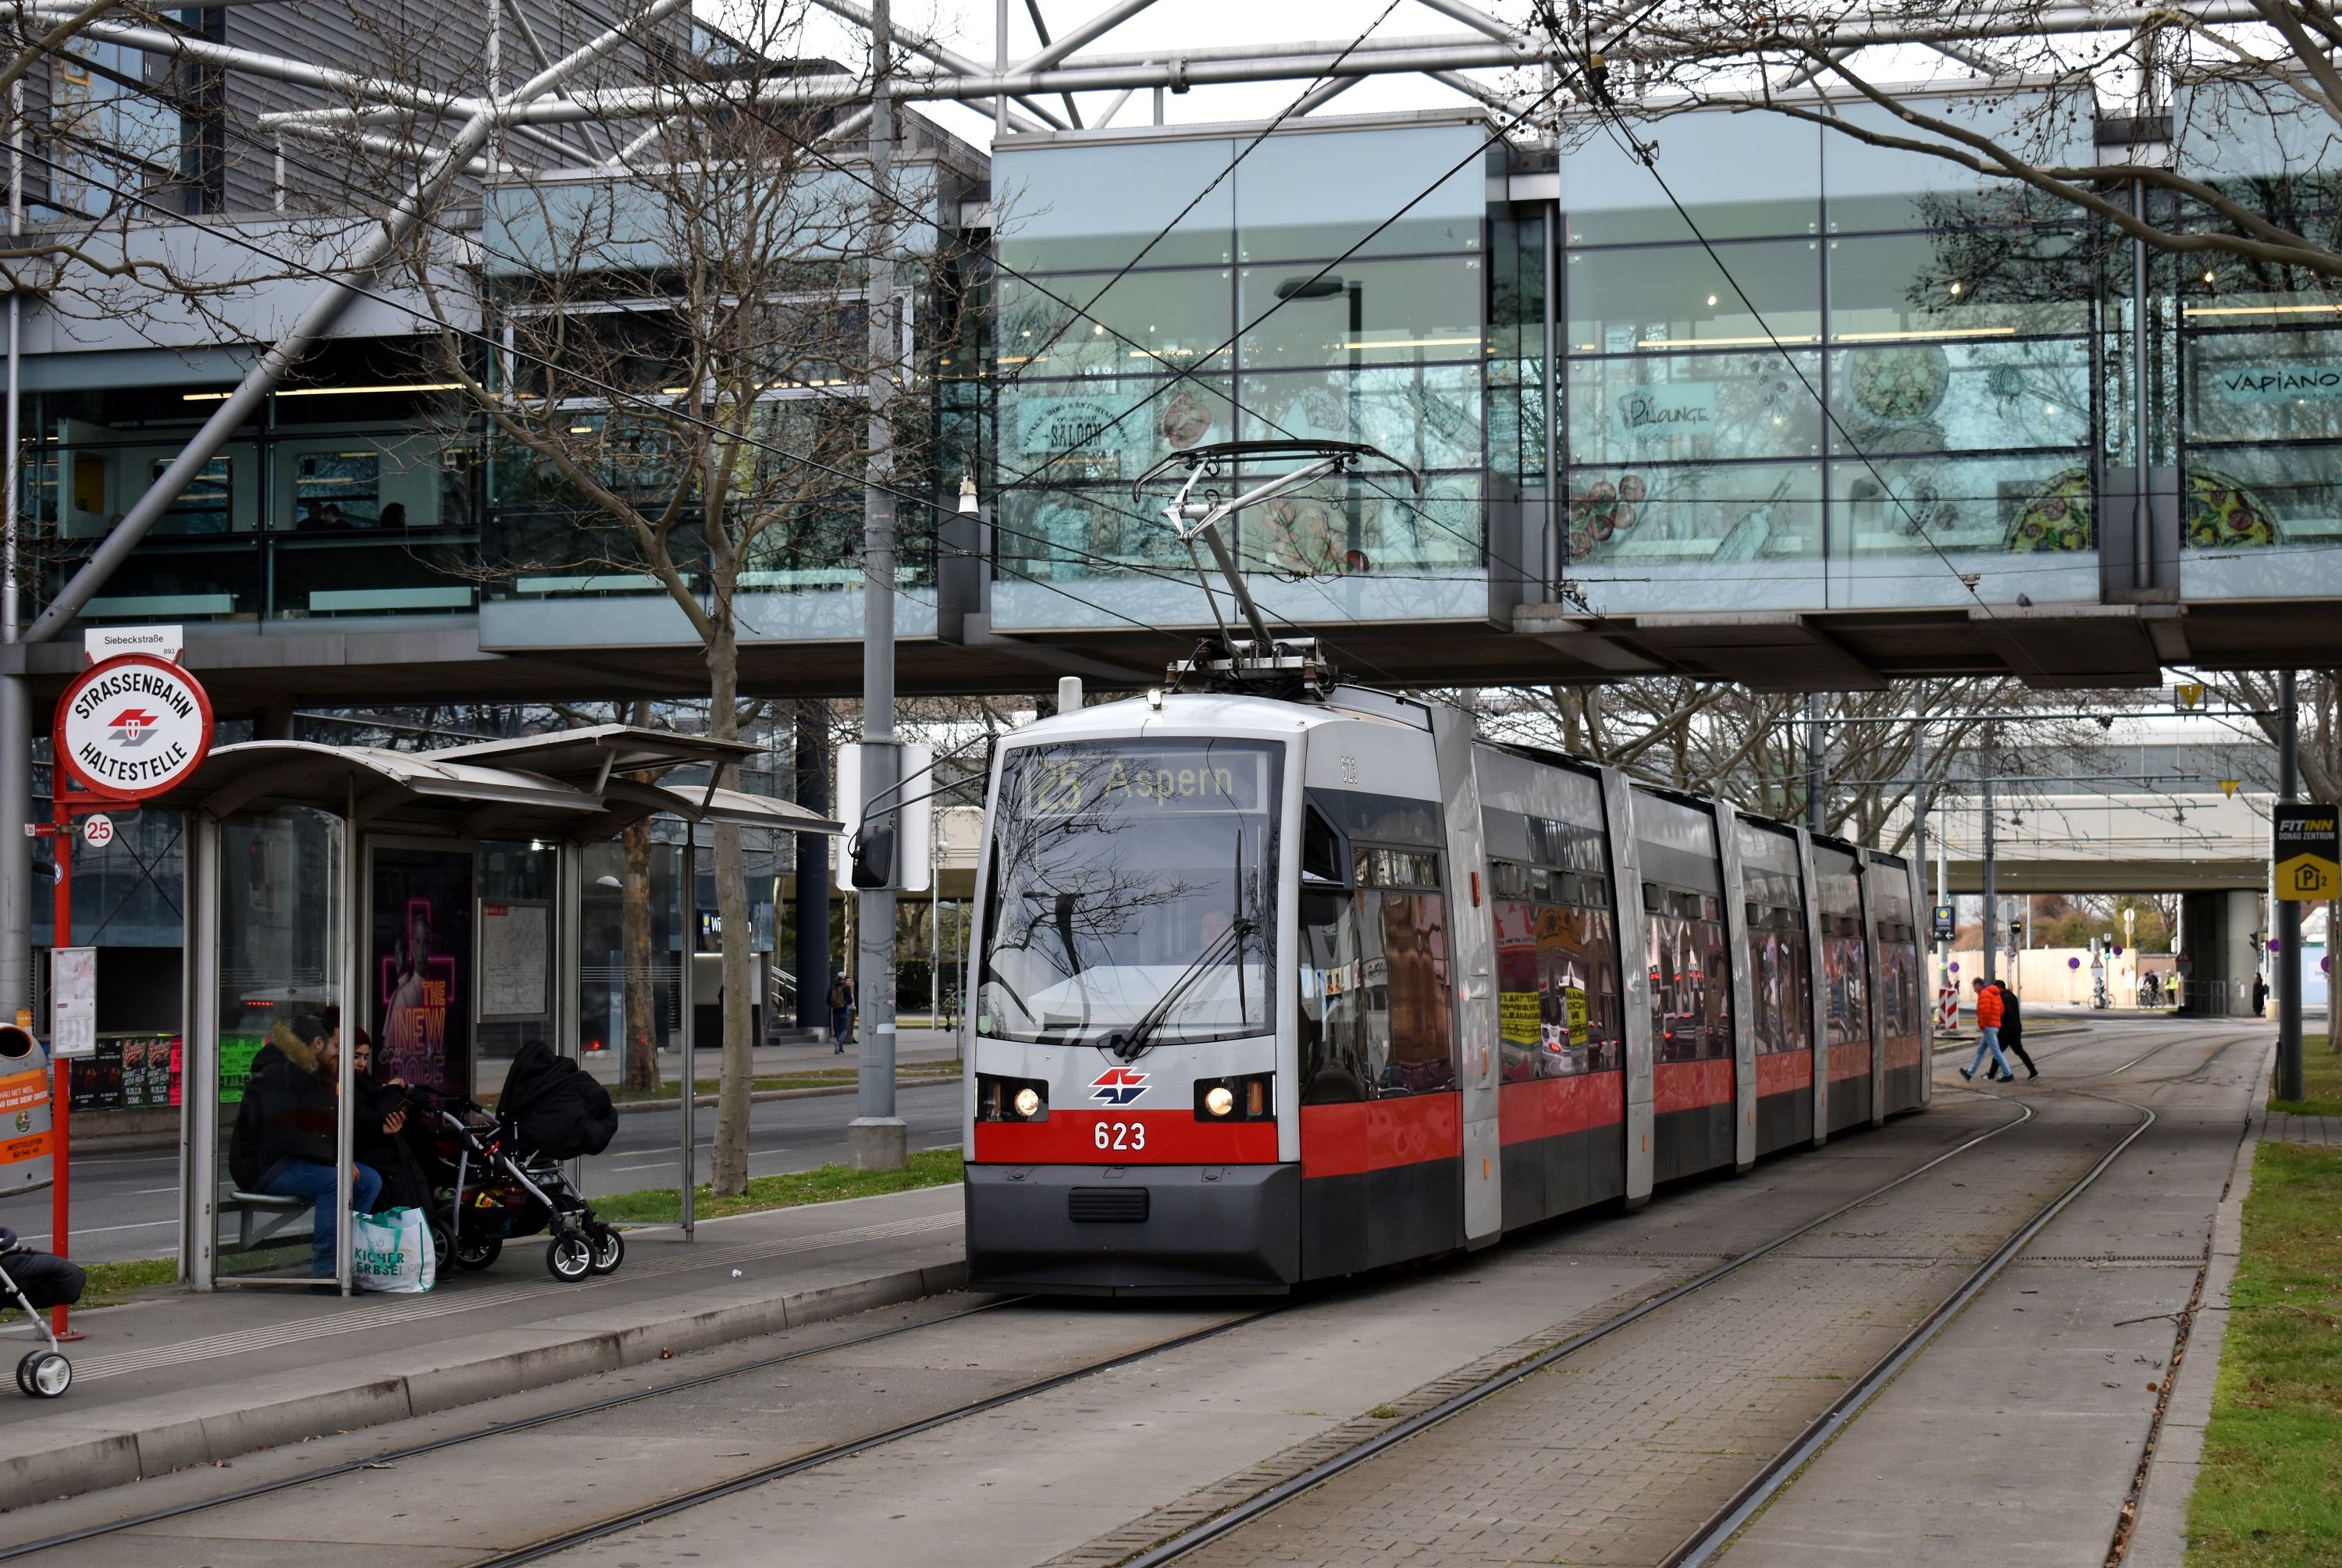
17, 1350, 69, 1399
586, 1224, 625, 1276
454, 1234, 503, 1272
546, 1233, 594, 1282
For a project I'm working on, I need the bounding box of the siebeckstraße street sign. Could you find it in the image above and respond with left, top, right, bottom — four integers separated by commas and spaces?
2273, 804, 2340, 901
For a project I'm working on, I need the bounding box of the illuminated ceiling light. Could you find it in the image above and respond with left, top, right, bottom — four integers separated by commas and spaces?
2201, 269, 2218, 285
181, 381, 465, 402
1020, 329, 1031, 337
1948, 279, 1965, 297
1706, 293, 1717, 307
1091, 323, 1105, 335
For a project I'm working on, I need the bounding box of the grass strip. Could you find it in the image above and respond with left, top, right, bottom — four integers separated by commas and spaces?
0, 1254, 178, 1320
609, 1062, 962, 1105
2185, 1140, 2342, 1566
596, 1147, 963, 1225
2269, 1035, 2342, 1118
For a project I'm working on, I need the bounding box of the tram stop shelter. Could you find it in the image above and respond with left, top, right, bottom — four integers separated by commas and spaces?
141, 725, 842, 1292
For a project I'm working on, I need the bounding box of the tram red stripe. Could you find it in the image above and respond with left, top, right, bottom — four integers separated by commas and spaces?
1885, 1031, 1926, 1069
1300, 1094, 1461, 1179
1828, 1042, 1871, 1082
1653, 1058, 1734, 1115
1755, 1051, 1813, 1097
1497, 1072, 1625, 1146
970, 1114, 1277, 1165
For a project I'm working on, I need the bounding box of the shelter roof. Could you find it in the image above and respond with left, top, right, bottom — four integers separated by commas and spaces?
141, 727, 840, 842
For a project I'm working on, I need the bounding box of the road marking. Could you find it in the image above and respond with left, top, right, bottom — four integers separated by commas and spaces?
16, 1218, 178, 1241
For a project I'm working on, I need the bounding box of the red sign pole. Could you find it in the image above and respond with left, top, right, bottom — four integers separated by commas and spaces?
48, 800, 73, 1341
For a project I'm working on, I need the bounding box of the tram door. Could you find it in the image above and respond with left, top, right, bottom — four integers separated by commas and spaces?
1814, 845, 1873, 1132
1634, 794, 1735, 1183
1739, 821, 1814, 1155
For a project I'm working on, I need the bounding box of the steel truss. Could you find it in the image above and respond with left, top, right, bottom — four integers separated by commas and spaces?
13, 0, 2278, 170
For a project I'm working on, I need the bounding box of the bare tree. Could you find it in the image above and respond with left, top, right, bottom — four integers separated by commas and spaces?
1458, 677, 2048, 848
368, 6, 970, 1194
1536, 2, 2342, 277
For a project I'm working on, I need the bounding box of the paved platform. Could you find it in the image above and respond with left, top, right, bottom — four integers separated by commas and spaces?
0, 1184, 966, 1515
0, 1016, 2273, 1568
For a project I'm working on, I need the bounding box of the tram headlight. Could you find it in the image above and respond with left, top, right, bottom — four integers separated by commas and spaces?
1194, 1072, 1275, 1122
977, 1073, 1049, 1122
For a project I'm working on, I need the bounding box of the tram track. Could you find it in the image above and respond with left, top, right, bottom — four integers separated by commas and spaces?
7, 1031, 2226, 1568
1096, 1038, 2228, 1568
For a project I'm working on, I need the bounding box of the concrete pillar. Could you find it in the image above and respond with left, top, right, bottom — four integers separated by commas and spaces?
2176, 891, 2232, 1016
2224, 889, 2264, 1019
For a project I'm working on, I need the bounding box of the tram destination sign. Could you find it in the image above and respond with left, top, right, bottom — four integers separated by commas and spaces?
52, 652, 215, 802
2273, 803, 2340, 901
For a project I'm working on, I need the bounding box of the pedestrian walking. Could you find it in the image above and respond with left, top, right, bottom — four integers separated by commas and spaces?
2252, 971, 2269, 1018
829, 969, 858, 1050
1961, 977, 2014, 1083
842, 971, 859, 1046
1993, 980, 2038, 1080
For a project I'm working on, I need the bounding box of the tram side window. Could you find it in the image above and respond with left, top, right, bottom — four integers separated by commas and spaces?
1297, 845, 1455, 1103
1647, 887, 1732, 1065
1746, 903, 1811, 1055
1493, 859, 1625, 1080
1823, 914, 1871, 1047
1878, 924, 1920, 1040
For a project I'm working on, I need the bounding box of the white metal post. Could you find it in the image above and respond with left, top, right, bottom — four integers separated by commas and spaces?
852, 0, 907, 1171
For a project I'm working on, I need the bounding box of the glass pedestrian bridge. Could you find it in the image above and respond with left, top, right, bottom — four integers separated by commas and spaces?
12, 89, 2342, 706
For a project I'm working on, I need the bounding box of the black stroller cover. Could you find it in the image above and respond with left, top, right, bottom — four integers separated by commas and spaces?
0, 1230, 85, 1310
500, 1041, 619, 1159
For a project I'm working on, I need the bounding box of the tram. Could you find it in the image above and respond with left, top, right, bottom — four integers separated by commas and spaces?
960, 443, 1928, 1295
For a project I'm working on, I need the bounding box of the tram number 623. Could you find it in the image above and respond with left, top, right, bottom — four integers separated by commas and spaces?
1094, 1121, 1148, 1152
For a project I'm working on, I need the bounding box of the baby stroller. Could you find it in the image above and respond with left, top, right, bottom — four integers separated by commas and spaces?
418, 1042, 625, 1283
0, 1228, 84, 1399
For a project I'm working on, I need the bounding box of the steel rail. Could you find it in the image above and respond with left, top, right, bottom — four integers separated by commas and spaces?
1668, 1087, 2160, 1565
467, 1308, 1279, 1567
1109, 1093, 2043, 1568
0, 1294, 1026, 1561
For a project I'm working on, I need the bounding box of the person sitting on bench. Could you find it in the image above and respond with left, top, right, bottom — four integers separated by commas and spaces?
228, 1012, 382, 1279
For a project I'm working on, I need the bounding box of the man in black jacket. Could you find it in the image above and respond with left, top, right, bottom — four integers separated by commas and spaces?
229, 1013, 383, 1278
1992, 981, 2039, 1080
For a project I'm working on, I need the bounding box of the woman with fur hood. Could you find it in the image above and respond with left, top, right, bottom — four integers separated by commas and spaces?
227, 1012, 383, 1278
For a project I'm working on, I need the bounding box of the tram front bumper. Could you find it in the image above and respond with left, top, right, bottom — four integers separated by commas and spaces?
964, 1162, 1300, 1296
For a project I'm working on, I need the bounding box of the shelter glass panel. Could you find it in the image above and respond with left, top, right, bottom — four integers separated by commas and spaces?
216, 807, 347, 1282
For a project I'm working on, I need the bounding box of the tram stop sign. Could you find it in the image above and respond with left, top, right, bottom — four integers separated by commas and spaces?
2273, 803, 2340, 901
1931, 904, 1955, 941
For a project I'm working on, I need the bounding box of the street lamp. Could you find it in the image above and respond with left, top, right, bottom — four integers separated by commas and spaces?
1275, 274, 1365, 562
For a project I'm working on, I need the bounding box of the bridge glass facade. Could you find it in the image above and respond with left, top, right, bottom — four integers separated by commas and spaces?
988, 119, 1500, 630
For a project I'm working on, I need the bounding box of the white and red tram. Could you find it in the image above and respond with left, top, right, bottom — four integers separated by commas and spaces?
962, 683, 1929, 1295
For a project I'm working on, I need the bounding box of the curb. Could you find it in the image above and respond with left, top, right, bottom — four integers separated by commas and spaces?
0, 1257, 968, 1515
2123, 1036, 2275, 1568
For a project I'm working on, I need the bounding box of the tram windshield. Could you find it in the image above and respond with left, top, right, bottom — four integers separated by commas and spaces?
978, 738, 1282, 1047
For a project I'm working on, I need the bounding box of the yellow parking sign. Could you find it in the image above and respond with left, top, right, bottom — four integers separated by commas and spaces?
2273, 804, 2340, 901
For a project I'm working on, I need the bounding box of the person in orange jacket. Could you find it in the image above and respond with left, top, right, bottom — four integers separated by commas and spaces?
1961, 976, 2014, 1082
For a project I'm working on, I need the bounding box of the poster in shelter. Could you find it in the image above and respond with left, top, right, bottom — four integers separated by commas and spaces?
371, 849, 472, 1092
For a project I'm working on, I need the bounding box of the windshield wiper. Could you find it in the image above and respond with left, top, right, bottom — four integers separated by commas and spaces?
1107, 913, 1255, 1063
